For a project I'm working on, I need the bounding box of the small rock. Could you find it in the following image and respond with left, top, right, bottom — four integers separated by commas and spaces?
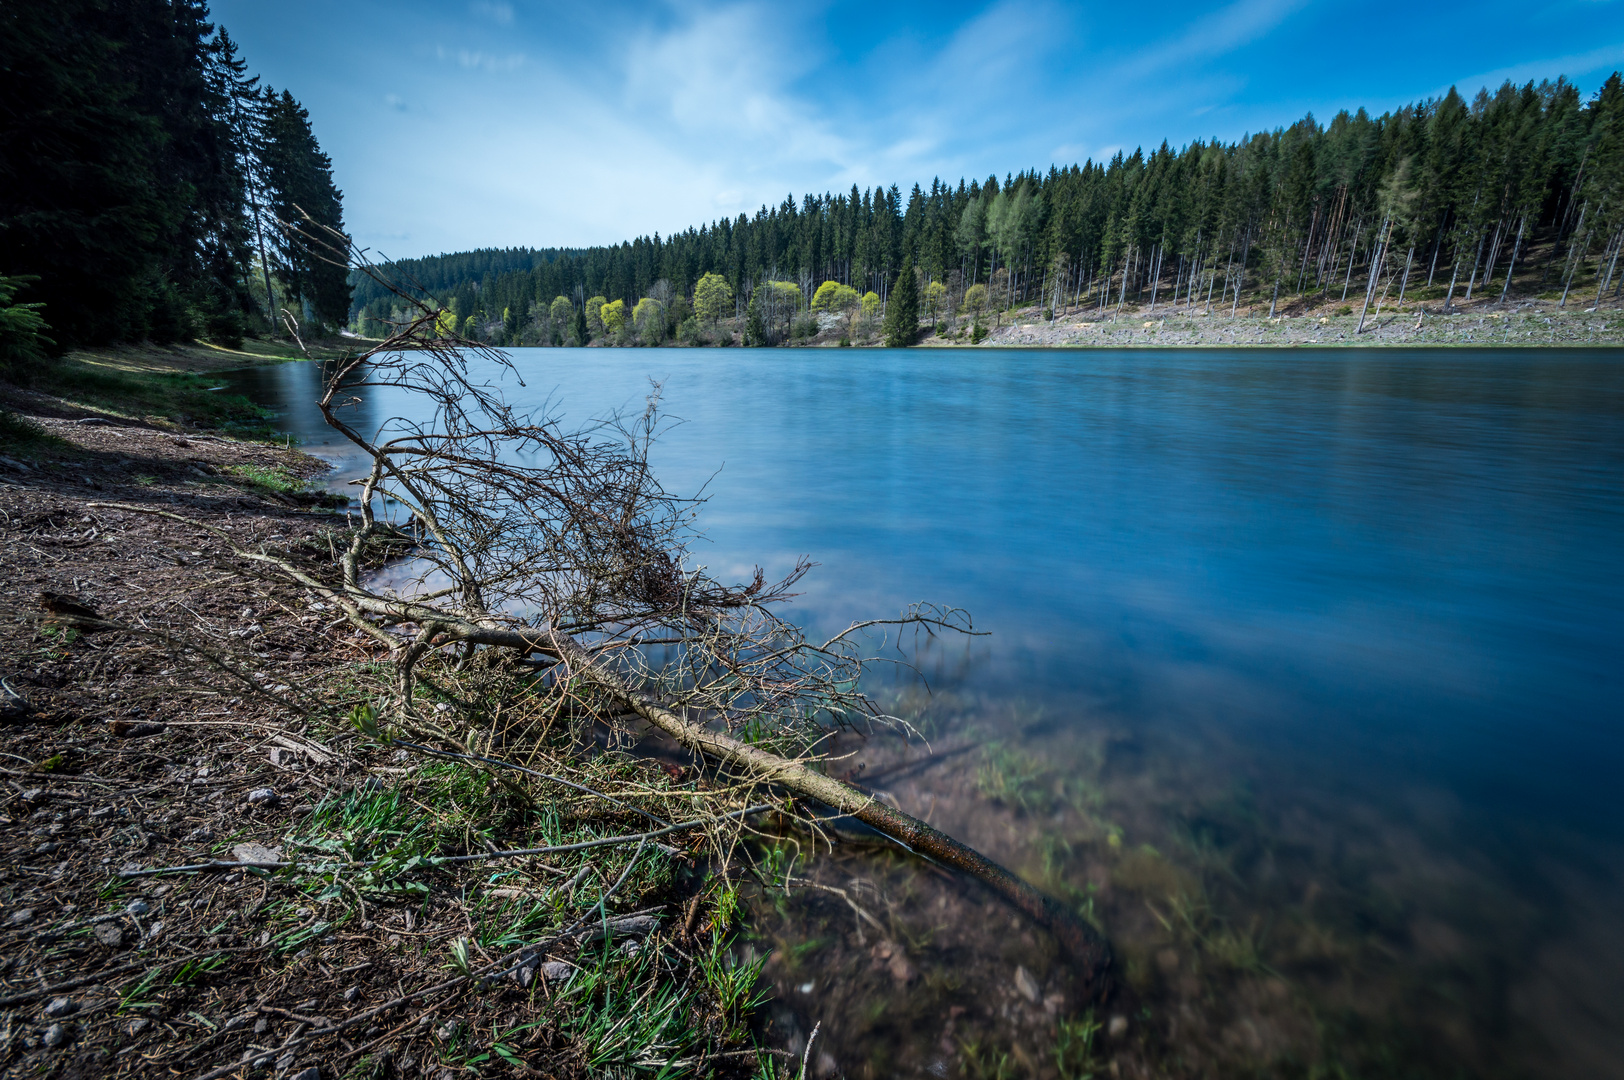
1107, 1014, 1129, 1039
245, 787, 279, 805
8, 908, 34, 926
225, 1013, 251, 1031
253, 1018, 269, 1035
127, 1018, 150, 1036
35, 842, 60, 855
95, 923, 124, 947
232, 842, 283, 865
436, 1020, 459, 1041
126, 899, 151, 916
343, 985, 360, 1003
1013, 965, 1041, 1004
44, 997, 77, 1018
184, 826, 213, 843
541, 960, 572, 981
44, 1022, 69, 1047
291, 1069, 321, 1080
294, 999, 318, 1011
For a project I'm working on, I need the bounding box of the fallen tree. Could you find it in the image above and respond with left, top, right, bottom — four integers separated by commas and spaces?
246, 242, 1112, 990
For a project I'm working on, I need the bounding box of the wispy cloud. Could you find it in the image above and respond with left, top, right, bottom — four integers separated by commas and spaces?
470, 0, 513, 25
214, 0, 1624, 256
435, 45, 526, 73
1114, 0, 1310, 78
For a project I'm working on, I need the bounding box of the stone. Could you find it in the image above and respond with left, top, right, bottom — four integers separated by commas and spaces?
343, 986, 360, 1003
436, 1020, 459, 1041
232, 842, 283, 865
225, 1014, 251, 1031
1013, 965, 1041, 1004
245, 788, 279, 805
541, 960, 573, 981
125, 899, 150, 916
126, 1018, 150, 1036
1107, 1014, 1129, 1039
94, 923, 124, 948
253, 1018, 269, 1035
44, 1023, 69, 1048
291, 1069, 321, 1080
184, 826, 213, 843
7, 908, 33, 926
44, 997, 77, 1018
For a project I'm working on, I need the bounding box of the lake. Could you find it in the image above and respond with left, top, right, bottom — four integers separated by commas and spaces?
229, 346, 1624, 1079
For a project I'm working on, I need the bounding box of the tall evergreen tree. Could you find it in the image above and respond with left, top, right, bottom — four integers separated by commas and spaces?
882, 258, 920, 346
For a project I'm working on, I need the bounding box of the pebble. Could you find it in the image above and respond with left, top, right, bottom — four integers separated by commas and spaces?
1108, 1014, 1129, 1038
95, 923, 124, 947
290, 1069, 321, 1080
1013, 965, 1041, 1004
436, 1020, 459, 1041
7, 908, 33, 926
245, 787, 280, 805
43, 1023, 69, 1048
44, 997, 77, 1019
126, 900, 150, 916
127, 1018, 150, 1036
254, 1018, 269, 1035
343, 986, 360, 1003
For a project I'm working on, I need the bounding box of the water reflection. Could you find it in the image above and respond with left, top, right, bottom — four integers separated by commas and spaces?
226, 347, 1624, 1078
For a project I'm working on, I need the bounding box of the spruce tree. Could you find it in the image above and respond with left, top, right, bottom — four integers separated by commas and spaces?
572, 303, 589, 346
883, 258, 920, 346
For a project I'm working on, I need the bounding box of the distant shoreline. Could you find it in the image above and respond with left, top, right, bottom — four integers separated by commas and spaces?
915, 299, 1624, 350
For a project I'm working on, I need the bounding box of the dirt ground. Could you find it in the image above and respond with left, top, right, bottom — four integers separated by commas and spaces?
0, 386, 768, 1079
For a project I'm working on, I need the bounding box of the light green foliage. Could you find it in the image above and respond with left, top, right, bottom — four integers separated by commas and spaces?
811, 279, 843, 310
693, 272, 733, 323
924, 279, 949, 325
767, 280, 802, 308
585, 295, 608, 337
632, 296, 664, 343
434, 309, 457, 337
549, 295, 573, 328
963, 283, 989, 317
860, 291, 881, 320
600, 298, 627, 335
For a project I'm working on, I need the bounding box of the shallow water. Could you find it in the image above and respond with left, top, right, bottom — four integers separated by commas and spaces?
229, 347, 1624, 1078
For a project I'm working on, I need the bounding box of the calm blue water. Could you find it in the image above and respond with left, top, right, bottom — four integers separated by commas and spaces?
232, 346, 1624, 834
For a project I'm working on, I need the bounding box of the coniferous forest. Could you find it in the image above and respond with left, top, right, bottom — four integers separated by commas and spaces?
0, 0, 348, 360
352, 74, 1624, 347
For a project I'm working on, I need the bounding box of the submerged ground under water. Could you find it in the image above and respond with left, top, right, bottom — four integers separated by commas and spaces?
231, 347, 1624, 1079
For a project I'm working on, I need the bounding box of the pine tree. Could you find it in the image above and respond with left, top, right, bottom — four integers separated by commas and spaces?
263, 89, 350, 329
883, 258, 920, 346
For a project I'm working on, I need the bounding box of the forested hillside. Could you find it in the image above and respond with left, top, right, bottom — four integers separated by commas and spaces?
0, 0, 348, 358
355, 74, 1624, 346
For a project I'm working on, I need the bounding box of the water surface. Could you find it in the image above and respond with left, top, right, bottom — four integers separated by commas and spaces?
230, 347, 1624, 1078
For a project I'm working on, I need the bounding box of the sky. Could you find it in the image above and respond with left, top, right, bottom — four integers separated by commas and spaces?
213, 0, 1624, 260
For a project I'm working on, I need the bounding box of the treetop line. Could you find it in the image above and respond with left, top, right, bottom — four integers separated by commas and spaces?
352, 73, 1624, 346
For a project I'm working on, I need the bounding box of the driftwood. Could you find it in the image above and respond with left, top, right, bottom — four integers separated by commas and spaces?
211, 231, 1113, 987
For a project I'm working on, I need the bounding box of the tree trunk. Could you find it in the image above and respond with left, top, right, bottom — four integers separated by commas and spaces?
1357, 215, 1390, 334
561, 637, 1114, 981
1498, 216, 1526, 304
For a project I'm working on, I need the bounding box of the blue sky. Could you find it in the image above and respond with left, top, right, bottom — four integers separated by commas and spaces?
214, 0, 1624, 259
